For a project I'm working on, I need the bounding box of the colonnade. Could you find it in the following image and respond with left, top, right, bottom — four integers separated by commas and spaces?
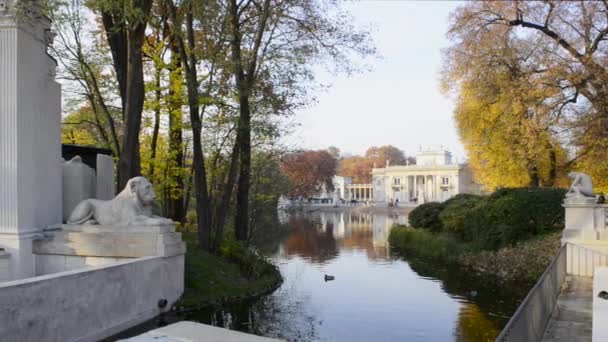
391, 174, 453, 204
346, 184, 373, 201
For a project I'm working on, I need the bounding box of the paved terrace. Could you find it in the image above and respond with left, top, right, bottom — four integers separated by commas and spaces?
542, 276, 592, 342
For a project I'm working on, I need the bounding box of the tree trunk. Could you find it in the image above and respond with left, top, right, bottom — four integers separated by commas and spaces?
149, 65, 162, 179
528, 164, 540, 187
228, 0, 270, 242
167, 40, 185, 222
164, 1, 213, 250
101, 0, 152, 189
234, 95, 251, 241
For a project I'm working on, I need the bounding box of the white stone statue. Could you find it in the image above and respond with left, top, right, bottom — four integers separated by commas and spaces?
566, 172, 594, 198
67, 176, 173, 226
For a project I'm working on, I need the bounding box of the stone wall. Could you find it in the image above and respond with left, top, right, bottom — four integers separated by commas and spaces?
0, 255, 184, 342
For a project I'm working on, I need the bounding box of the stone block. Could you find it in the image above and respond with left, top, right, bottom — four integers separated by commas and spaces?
34, 225, 185, 258
0, 252, 10, 282
96, 154, 115, 201
562, 229, 598, 242
594, 268, 608, 341
62, 157, 95, 222
565, 205, 597, 231
62, 224, 175, 234
120, 321, 281, 342
35, 255, 67, 275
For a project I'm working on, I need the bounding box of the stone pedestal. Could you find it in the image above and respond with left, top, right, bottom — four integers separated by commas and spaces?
562, 203, 605, 243
0, 8, 62, 281
33, 224, 186, 275
563, 202, 608, 275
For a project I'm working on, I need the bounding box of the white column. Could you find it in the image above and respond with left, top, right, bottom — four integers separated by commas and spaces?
413, 176, 418, 203
0, 9, 62, 280
405, 176, 409, 202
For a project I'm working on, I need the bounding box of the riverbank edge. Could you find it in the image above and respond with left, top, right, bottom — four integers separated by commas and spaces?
388, 225, 561, 285
172, 232, 283, 312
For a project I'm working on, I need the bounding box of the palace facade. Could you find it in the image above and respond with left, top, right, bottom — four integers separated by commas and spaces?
371, 149, 479, 205
280, 149, 480, 207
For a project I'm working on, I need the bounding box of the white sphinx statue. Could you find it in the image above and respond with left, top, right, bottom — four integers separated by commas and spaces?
67, 176, 173, 226
565, 172, 595, 203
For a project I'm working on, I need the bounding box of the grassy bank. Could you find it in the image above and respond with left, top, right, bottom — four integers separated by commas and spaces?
389, 188, 565, 285
389, 226, 561, 285
176, 232, 282, 308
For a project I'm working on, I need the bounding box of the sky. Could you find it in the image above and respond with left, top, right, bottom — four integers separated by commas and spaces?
285, 1, 466, 161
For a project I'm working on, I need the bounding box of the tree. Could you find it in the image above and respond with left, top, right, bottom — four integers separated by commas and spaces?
365, 145, 407, 166
444, 1, 608, 191
339, 156, 373, 184
224, 0, 375, 241
51, 0, 122, 156
164, 0, 213, 250
98, 0, 154, 189
327, 146, 341, 159
281, 150, 338, 198
339, 145, 409, 183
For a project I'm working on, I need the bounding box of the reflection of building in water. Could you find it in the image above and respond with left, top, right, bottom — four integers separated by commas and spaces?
312, 211, 407, 260
372, 149, 481, 205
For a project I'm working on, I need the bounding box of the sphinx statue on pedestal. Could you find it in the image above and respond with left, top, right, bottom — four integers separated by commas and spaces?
67, 176, 173, 226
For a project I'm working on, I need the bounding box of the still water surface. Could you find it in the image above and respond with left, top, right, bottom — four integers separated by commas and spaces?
146, 210, 527, 341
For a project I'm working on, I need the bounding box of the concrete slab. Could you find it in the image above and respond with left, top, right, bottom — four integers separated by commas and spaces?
542, 276, 592, 342
120, 321, 281, 342
593, 267, 608, 341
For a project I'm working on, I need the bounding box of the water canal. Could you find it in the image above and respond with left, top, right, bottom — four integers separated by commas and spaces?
134, 210, 529, 341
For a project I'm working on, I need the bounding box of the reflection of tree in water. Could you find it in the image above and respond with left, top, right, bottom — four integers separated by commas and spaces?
282, 216, 338, 264
405, 258, 529, 340
455, 303, 499, 342
164, 287, 321, 342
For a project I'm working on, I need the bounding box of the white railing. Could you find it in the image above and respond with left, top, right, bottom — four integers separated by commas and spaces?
495, 244, 567, 342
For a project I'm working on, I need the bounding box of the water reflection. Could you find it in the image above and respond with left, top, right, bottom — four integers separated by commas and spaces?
280, 211, 408, 262
133, 210, 524, 341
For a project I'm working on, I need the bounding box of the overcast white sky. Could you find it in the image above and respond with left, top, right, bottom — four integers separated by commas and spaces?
284, 1, 466, 161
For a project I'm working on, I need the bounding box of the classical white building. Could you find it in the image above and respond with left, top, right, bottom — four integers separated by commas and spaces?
280, 149, 478, 207
371, 149, 479, 205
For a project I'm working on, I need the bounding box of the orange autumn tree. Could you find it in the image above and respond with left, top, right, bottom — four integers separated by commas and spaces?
280, 150, 338, 198
340, 145, 412, 183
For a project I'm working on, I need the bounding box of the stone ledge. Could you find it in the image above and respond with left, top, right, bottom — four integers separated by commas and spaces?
33, 229, 185, 258
120, 321, 280, 342
62, 224, 175, 234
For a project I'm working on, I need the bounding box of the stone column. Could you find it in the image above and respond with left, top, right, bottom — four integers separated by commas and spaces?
435, 175, 439, 201
0, 6, 62, 280
413, 176, 418, 203
404, 176, 409, 202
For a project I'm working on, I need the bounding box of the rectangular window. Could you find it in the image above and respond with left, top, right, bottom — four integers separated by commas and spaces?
442, 177, 449, 185
394, 178, 400, 185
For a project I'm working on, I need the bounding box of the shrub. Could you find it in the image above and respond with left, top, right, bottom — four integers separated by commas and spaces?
467, 187, 566, 250
442, 193, 482, 207
439, 195, 484, 239
408, 202, 446, 232
388, 225, 464, 261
